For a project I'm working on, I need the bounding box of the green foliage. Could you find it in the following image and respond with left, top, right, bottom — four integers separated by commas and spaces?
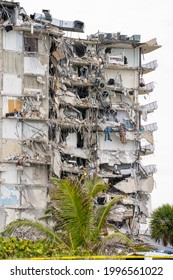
0, 236, 62, 259
150, 204, 173, 246
2, 177, 131, 256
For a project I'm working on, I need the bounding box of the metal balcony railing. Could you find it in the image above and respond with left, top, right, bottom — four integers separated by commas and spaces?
144, 164, 157, 175
143, 122, 158, 132
142, 60, 158, 74
140, 144, 155, 155
139, 81, 155, 94
142, 101, 158, 113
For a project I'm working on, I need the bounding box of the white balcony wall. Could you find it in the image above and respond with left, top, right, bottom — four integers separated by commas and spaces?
105, 69, 138, 88
22, 122, 48, 139
3, 74, 22, 96
1, 164, 18, 184
20, 166, 48, 185
98, 133, 135, 151
24, 57, 46, 75
3, 30, 23, 52
2, 119, 22, 140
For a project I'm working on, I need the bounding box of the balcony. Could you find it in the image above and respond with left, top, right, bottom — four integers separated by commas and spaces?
140, 144, 155, 155
142, 60, 158, 74
142, 101, 158, 113
144, 164, 157, 175
139, 81, 155, 95
140, 38, 161, 54
143, 122, 158, 132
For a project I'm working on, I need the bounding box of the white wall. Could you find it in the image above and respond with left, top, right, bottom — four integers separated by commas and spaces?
3, 74, 22, 96
104, 69, 138, 88
3, 30, 23, 52
2, 119, 22, 140
98, 132, 135, 151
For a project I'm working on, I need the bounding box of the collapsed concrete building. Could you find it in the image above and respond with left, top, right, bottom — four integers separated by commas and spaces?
0, 1, 161, 234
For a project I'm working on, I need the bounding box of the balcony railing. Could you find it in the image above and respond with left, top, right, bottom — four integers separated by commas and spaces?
144, 164, 157, 175
142, 60, 158, 74
139, 81, 155, 94
140, 144, 155, 155
143, 122, 158, 132
142, 101, 158, 113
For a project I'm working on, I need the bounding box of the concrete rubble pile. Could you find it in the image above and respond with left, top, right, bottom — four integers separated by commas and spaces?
0, 1, 161, 235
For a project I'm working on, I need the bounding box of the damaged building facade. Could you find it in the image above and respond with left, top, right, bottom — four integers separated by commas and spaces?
0, 1, 161, 234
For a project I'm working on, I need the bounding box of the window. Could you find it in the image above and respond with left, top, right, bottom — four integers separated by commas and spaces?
24, 36, 38, 52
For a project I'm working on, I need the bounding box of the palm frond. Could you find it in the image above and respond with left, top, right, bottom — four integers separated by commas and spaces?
150, 204, 173, 246
2, 219, 69, 249
83, 177, 108, 198
97, 195, 123, 231
51, 178, 93, 249
101, 232, 133, 246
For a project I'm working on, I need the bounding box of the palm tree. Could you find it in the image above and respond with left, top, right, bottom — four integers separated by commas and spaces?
150, 204, 173, 246
3, 177, 132, 255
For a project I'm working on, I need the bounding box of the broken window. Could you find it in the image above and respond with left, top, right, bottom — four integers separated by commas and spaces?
105, 47, 111, 54
77, 87, 89, 99
24, 36, 38, 52
97, 197, 106, 205
77, 132, 84, 148
0, 2, 17, 24
73, 43, 87, 57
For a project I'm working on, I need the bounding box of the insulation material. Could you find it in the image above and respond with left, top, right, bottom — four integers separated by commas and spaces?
3, 30, 23, 52
2, 119, 22, 140
114, 177, 136, 193
24, 57, 46, 75
0, 186, 20, 207
3, 74, 22, 96
21, 186, 47, 209
2, 140, 22, 160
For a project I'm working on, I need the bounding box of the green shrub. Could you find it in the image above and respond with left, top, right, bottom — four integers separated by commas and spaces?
0, 236, 62, 259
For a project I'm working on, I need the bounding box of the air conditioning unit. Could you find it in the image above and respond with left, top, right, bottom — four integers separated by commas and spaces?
132, 35, 141, 42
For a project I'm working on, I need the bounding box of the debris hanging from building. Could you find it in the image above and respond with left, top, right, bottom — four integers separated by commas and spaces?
0, 1, 161, 234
